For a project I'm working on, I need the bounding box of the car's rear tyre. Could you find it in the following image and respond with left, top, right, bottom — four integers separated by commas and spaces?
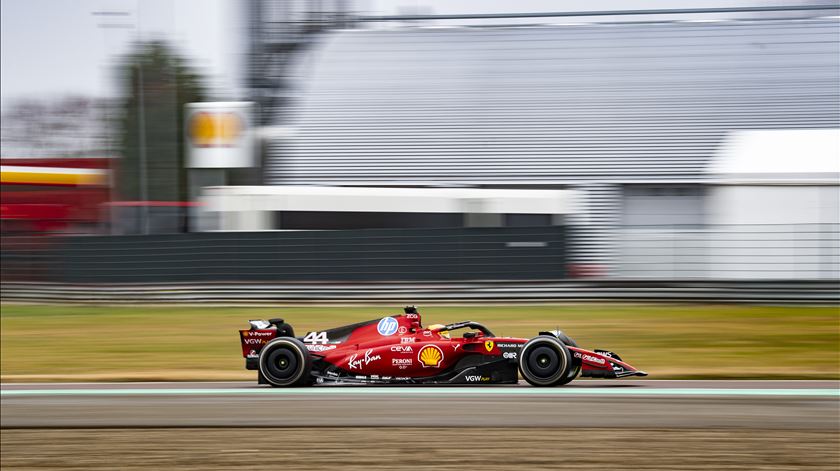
258, 338, 312, 387
519, 335, 573, 387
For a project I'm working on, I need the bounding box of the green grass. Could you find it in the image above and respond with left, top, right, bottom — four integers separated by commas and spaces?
1, 304, 838, 381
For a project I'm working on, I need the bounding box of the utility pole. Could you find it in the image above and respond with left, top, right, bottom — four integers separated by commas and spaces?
134, 0, 149, 234
92, 6, 149, 234
136, 55, 149, 234
92, 10, 131, 235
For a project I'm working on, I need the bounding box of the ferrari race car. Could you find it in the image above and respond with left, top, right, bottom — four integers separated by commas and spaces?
239, 306, 646, 387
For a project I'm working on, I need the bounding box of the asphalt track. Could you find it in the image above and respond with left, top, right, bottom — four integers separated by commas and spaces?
2, 380, 838, 429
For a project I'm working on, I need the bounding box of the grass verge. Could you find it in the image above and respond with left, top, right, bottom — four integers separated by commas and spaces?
1, 303, 838, 381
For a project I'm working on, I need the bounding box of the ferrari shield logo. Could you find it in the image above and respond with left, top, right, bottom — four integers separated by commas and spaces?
484, 340, 494, 352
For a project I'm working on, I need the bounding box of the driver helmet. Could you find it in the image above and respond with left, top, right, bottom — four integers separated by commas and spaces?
427, 324, 450, 339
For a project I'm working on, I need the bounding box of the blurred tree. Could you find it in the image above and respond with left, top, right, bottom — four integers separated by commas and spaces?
117, 40, 205, 206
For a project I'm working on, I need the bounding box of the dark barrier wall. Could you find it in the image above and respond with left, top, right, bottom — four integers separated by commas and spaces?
46, 226, 566, 283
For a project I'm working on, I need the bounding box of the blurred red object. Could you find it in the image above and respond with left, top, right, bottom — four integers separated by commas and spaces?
568, 264, 607, 278
1, 157, 112, 235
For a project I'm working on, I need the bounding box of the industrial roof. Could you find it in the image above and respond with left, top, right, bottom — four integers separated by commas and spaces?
267, 18, 840, 185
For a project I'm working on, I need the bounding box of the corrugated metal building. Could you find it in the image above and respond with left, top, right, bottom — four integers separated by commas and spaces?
264, 17, 840, 274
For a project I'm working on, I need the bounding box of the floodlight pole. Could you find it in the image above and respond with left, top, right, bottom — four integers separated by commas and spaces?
136, 57, 149, 235
135, 1, 149, 234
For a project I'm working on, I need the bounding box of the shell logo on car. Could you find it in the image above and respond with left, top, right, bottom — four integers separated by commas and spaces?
418, 345, 443, 368
188, 111, 243, 148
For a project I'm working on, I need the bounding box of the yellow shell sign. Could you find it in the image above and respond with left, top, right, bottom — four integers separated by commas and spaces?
418, 345, 443, 368
188, 111, 243, 147
185, 102, 254, 168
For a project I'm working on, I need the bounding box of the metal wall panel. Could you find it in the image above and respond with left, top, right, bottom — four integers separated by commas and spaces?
266, 19, 840, 271
3, 279, 837, 305
622, 185, 705, 226
49, 227, 566, 283
618, 224, 840, 279
269, 19, 840, 185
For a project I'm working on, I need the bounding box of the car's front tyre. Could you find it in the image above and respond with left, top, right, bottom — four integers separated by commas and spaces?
258, 337, 312, 387
519, 335, 573, 387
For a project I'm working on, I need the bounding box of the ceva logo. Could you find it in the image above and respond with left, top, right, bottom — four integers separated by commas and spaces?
377, 317, 399, 336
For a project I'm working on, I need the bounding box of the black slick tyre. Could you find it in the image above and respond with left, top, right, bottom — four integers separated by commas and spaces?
258, 337, 312, 387
555, 332, 580, 385
554, 332, 578, 348
556, 361, 580, 385
519, 335, 573, 387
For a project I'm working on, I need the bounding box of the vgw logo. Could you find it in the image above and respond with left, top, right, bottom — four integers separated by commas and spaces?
377, 317, 399, 336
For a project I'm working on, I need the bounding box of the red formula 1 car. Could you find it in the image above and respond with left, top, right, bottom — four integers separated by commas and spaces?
239, 306, 646, 387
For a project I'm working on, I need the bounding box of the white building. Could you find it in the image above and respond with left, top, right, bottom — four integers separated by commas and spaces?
706, 130, 839, 279
203, 15, 840, 279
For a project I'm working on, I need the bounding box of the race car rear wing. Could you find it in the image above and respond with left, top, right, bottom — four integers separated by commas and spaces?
239, 318, 296, 369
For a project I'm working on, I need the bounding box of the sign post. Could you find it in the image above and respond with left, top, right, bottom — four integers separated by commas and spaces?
185, 102, 255, 231
185, 102, 255, 168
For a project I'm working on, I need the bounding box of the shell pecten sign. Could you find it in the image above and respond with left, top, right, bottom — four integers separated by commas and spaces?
185, 102, 254, 168
189, 111, 243, 148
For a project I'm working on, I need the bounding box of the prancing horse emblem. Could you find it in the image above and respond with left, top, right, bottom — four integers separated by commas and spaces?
484, 340, 494, 352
